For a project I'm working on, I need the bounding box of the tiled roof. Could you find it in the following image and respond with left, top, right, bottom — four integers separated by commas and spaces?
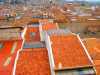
16, 48, 51, 75
31, 18, 40, 23
93, 60, 100, 75
0, 16, 32, 27
24, 27, 40, 42
83, 38, 100, 60
12, 17, 32, 26
95, 65, 100, 75
39, 19, 48, 24
50, 34, 93, 69
83, 38, 100, 75
0, 40, 22, 75
0, 16, 5, 20
42, 23, 58, 31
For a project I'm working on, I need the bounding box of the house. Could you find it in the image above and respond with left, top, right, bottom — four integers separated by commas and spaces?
44, 31, 96, 75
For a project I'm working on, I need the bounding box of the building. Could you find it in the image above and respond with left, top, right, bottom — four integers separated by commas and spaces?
0, 1, 100, 75
44, 31, 95, 75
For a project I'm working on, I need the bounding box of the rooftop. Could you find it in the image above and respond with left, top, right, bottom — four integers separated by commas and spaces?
16, 48, 51, 75
83, 38, 100, 75
83, 38, 100, 60
50, 34, 93, 70
24, 26, 40, 42
42, 22, 58, 31
0, 40, 22, 75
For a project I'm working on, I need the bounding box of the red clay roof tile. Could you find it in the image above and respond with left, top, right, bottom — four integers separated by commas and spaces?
0, 40, 22, 75
42, 23, 57, 31
50, 34, 93, 69
24, 27, 40, 42
39, 19, 48, 24
83, 38, 100, 60
16, 48, 51, 75
83, 38, 100, 75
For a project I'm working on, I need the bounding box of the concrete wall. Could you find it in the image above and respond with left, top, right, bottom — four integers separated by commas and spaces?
39, 23, 44, 41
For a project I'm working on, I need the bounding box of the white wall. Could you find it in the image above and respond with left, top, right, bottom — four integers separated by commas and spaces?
44, 32, 55, 75
39, 23, 43, 41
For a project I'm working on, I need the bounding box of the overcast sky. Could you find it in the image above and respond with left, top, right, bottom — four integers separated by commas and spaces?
86, 0, 100, 2
65, 0, 100, 2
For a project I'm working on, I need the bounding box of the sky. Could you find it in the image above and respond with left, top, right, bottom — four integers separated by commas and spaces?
65, 0, 100, 2
86, 0, 100, 2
